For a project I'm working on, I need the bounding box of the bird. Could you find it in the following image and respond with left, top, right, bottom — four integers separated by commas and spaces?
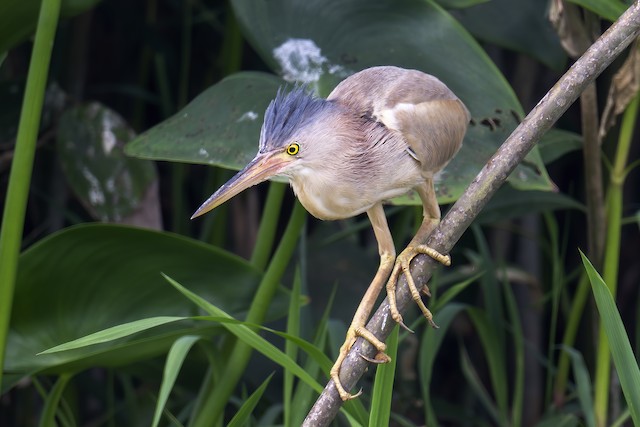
191, 65, 469, 400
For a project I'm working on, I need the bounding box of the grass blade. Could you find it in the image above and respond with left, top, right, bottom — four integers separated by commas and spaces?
152, 335, 202, 427
560, 346, 595, 427
459, 345, 503, 426
502, 281, 524, 427
581, 251, 640, 426
370, 325, 399, 427
39, 316, 187, 354
164, 273, 323, 392
466, 307, 508, 422
227, 373, 273, 427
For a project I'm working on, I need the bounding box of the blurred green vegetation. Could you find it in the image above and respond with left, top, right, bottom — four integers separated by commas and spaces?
1, 0, 639, 426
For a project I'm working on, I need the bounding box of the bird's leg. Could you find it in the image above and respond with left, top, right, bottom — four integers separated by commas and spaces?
386, 179, 450, 329
330, 203, 396, 400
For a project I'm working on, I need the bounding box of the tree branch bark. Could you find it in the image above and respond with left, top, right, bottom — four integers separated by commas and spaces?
303, 3, 640, 425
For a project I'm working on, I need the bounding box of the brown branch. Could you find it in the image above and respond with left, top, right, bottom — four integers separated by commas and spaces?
303, 3, 640, 426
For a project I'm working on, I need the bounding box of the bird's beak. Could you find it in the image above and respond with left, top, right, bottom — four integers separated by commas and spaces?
191, 152, 289, 219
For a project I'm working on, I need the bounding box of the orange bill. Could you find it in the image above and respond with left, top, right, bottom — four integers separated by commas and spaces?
191, 152, 289, 219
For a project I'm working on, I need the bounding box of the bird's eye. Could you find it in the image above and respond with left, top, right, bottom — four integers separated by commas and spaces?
286, 143, 300, 156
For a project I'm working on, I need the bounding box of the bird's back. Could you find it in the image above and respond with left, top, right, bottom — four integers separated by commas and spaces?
328, 66, 469, 178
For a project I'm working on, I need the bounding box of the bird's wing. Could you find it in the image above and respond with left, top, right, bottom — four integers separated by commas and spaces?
328, 66, 470, 175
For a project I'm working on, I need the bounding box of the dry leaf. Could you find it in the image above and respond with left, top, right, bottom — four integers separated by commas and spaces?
599, 40, 640, 140
549, 0, 591, 58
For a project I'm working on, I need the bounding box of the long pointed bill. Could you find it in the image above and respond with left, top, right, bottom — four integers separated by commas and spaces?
191, 152, 289, 219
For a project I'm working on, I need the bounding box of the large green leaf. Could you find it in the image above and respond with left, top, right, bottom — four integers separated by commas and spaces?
567, 0, 629, 22
126, 72, 283, 173
127, 0, 554, 208
4, 224, 287, 385
453, 0, 566, 70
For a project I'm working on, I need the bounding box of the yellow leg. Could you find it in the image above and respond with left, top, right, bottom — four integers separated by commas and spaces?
330, 203, 396, 400
386, 179, 450, 329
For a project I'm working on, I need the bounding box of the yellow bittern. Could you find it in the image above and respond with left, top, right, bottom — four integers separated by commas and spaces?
192, 66, 469, 400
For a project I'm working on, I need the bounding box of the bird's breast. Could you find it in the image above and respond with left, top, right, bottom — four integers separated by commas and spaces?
287, 155, 423, 221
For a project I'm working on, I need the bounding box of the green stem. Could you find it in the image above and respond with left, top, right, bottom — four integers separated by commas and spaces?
0, 0, 61, 390
250, 182, 286, 270
191, 202, 306, 427
593, 90, 639, 427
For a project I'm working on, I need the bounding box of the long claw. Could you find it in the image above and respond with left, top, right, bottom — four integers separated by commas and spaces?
360, 351, 391, 364
398, 319, 414, 334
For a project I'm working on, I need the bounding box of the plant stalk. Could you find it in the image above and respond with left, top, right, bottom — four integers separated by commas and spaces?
593, 88, 639, 427
0, 0, 61, 390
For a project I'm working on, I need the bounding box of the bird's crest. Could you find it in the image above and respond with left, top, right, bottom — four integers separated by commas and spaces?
259, 86, 330, 151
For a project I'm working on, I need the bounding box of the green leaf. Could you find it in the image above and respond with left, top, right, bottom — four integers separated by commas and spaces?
560, 346, 596, 427
503, 281, 524, 427
57, 102, 157, 221
466, 308, 508, 422
459, 345, 504, 426
39, 317, 187, 354
581, 251, 640, 426
162, 274, 322, 392
38, 373, 73, 427
538, 129, 583, 165
566, 0, 629, 22
476, 185, 584, 225
453, 0, 566, 70
370, 325, 399, 427
126, 72, 284, 175
152, 335, 202, 427
431, 273, 481, 312
436, 0, 490, 8
162, 274, 367, 424
535, 413, 580, 427
227, 373, 274, 427
6, 224, 284, 383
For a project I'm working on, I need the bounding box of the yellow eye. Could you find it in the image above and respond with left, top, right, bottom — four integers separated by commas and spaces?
286, 143, 300, 156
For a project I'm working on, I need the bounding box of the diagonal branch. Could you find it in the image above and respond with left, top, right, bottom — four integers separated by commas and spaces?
303, 3, 640, 425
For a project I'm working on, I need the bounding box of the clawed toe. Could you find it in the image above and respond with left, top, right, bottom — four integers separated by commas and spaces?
330, 326, 389, 400
386, 244, 451, 330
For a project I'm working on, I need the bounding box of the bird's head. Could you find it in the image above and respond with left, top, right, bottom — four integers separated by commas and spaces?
191, 86, 334, 219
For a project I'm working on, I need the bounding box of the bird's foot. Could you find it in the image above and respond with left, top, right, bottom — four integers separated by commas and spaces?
330, 325, 390, 400
386, 244, 451, 330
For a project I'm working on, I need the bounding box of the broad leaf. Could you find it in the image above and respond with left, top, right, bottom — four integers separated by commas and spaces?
453, 0, 566, 70
4, 224, 287, 387
126, 72, 283, 173
567, 0, 629, 22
